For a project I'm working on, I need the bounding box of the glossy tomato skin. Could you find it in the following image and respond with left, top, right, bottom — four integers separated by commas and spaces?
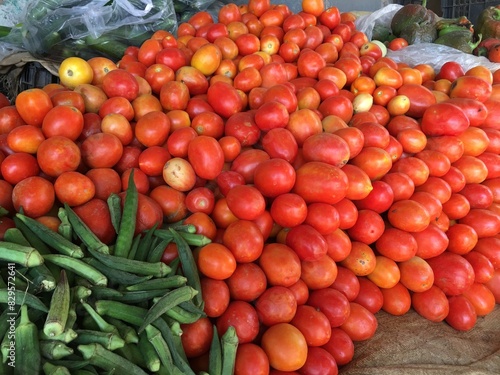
339, 302, 378, 342
234, 343, 270, 375
353, 277, 384, 314
285, 224, 328, 261
411, 285, 449, 322
307, 288, 351, 328
293, 161, 348, 205
11, 176, 55, 218
445, 295, 477, 331
187, 135, 225, 180
426, 252, 475, 296
207, 81, 243, 118
101, 69, 139, 101
37, 136, 81, 177
299, 346, 338, 375
420, 103, 470, 136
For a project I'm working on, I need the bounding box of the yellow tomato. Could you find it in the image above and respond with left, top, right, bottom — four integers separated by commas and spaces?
58, 57, 94, 89
190, 44, 222, 76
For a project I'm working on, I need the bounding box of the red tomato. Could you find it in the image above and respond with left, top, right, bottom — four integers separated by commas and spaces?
330, 266, 360, 302
349, 146, 393, 181
324, 228, 352, 262
427, 252, 475, 296
300, 254, 338, 290
304, 202, 340, 235
459, 208, 500, 238
339, 302, 378, 341
54, 171, 95, 207
255, 285, 297, 326
436, 61, 464, 81
261, 128, 298, 163
12, 176, 55, 217
420, 102, 470, 136
449, 75, 492, 102
397, 83, 436, 118
463, 251, 495, 284
80, 133, 124, 169
41, 105, 84, 141
72, 198, 116, 244
462, 282, 496, 316
347, 209, 385, 245
353, 277, 384, 314
354, 180, 394, 213
226, 262, 267, 302
101, 69, 139, 101
181, 317, 213, 358
302, 132, 350, 167
293, 161, 348, 205
223, 219, 264, 263
234, 343, 270, 375
15, 88, 53, 126
445, 295, 477, 331
253, 158, 296, 198
307, 287, 350, 327
207, 81, 243, 118
387, 199, 430, 233
411, 285, 449, 322
187, 135, 224, 180
200, 277, 230, 318
299, 346, 338, 375
1, 152, 40, 185
321, 327, 354, 367
285, 224, 328, 261
258, 243, 302, 287
37, 136, 81, 177
380, 282, 411, 316
226, 184, 266, 221
375, 227, 417, 262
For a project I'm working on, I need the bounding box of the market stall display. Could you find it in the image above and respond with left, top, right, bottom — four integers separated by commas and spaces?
0, 0, 499, 374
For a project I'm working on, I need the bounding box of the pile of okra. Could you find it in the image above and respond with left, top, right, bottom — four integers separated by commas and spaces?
0, 173, 238, 375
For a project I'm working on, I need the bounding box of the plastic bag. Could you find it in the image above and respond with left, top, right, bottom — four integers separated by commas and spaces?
355, 4, 500, 72
354, 3, 402, 41
18, 0, 177, 61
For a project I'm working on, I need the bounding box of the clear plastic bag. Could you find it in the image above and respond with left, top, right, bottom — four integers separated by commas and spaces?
355, 4, 500, 72
18, 0, 177, 61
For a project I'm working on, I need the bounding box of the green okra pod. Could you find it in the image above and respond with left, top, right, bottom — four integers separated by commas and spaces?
44, 270, 70, 338
0, 241, 44, 267
43, 254, 107, 286
40, 340, 74, 360
138, 286, 198, 333
77, 343, 148, 375
15, 305, 41, 373
15, 213, 84, 258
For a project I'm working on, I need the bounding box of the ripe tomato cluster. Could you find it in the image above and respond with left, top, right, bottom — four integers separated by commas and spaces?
1, 0, 500, 373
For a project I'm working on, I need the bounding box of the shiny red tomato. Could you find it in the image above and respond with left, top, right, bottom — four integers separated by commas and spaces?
411, 285, 449, 322
12, 176, 55, 217
293, 161, 348, 205
339, 302, 378, 341
426, 252, 475, 296
253, 158, 296, 198
445, 295, 477, 331
15, 88, 53, 127
226, 184, 266, 221
307, 288, 350, 327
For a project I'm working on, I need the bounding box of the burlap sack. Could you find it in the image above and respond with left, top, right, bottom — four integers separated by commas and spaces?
340, 305, 500, 375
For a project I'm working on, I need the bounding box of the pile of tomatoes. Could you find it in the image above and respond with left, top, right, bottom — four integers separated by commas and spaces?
1, 0, 500, 373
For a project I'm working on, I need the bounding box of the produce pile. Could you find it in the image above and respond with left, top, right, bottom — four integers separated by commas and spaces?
372, 1, 500, 63
0, 0, 500, 374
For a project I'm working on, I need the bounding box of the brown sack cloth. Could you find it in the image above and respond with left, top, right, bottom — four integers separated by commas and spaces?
340, 305, 500, 375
